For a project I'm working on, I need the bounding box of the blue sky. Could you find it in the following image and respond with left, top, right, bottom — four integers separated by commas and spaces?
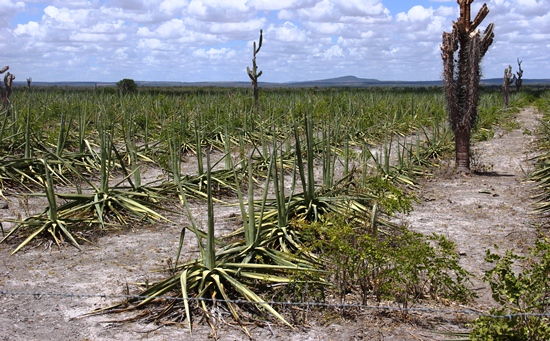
1, 0, 548, 83
384, 0, 446, 14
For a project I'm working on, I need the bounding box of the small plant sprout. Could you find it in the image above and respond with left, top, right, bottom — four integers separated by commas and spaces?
441, 0, 494, 173
247, 29, 263, 111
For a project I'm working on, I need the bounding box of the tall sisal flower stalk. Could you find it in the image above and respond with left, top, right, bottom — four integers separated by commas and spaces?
441, 0, 494, 173
247, 29, 263, 112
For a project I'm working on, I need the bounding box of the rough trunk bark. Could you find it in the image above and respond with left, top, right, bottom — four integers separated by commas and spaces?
455, 128, 471, 173
441, 1, 493, 174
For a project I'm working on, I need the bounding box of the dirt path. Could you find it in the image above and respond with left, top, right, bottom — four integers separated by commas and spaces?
0, 107, 543, 340
394, 107, 541, 309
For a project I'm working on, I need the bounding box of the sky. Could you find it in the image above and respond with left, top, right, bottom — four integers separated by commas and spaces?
1, 0, 549, 83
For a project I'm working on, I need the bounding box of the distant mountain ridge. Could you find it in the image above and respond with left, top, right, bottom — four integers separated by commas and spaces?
295, 75, 382, 84
12, 75, 550, 88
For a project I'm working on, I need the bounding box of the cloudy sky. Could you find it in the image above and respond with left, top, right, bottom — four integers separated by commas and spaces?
2, 0, 548, 83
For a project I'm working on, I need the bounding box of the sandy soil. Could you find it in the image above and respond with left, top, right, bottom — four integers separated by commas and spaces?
393, 106, 542, 308
0, 107, 544, 340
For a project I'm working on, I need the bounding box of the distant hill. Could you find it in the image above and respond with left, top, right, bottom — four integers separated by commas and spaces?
292, 75, 382, 85
12, 76, 550, 89
283, 76, 442, 88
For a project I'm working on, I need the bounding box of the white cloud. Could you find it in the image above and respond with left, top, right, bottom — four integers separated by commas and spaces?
137, 38, 165, 50
281, 0, 385, 25
407, 6, 432, 21
50, 0, 99, 8
317, 45, 344, 59
336, 0, 387, 17
14, 21, 42, 37
113, 47, 128, 60
270, 22, 307, 43
0, 0, 548, 82
314, 22, 343, 35
434, 6, 455, 17
70, 31, 126, 42
249, 0, 317, 11
0, 0, 14, 6
188, 0, 251, 22
193, 47, 236, 60
152, 19, 186, 38
44, 6, 74, 22
159, 0, 186, 14
396, 6, 434, 23
210, 19, 265, 35
0, 0, 24, 28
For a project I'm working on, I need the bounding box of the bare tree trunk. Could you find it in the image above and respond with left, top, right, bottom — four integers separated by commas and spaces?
515, 58, 523, 92
0, 66, 14, 112
503, 66, 513, 108
441, 0, 494, 174
455, 128, 471, 173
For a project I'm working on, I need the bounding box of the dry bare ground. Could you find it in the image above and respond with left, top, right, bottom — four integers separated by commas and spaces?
0, 107, 543, 340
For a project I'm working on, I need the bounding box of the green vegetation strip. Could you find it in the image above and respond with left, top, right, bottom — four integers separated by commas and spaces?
1, 86, 545, 336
